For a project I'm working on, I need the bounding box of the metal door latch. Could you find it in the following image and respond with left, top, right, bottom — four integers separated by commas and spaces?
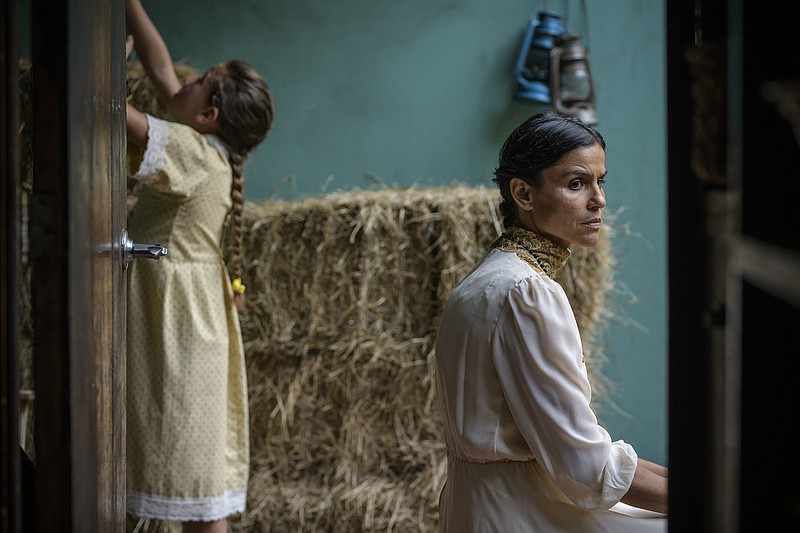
122, 229, 167, 270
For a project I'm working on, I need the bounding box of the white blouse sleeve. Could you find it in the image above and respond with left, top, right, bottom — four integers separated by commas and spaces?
491, 274, 637, 511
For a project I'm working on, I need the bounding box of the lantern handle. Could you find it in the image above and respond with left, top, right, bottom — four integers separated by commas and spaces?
561, 0, 590, 44
549, 45, 564, 111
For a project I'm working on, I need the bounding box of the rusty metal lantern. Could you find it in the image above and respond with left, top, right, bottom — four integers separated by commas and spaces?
549, 33, 597, 125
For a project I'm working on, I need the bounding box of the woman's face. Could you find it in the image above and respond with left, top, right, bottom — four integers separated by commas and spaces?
517, 143, 607, 249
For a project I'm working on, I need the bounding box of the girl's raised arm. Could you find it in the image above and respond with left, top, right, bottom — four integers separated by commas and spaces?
125, 0, 181, 103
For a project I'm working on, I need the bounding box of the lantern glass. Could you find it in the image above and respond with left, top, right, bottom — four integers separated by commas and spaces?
560, 62, 591, 103
522, 44, 552, 85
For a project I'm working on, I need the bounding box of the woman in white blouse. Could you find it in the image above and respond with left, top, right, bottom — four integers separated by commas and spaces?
435, 112, 668, 532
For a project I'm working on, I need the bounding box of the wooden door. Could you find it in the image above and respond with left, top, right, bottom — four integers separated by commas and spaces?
24, 0, 127, 530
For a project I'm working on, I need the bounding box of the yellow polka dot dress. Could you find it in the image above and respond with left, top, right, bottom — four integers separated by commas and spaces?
126, 115, 249, 521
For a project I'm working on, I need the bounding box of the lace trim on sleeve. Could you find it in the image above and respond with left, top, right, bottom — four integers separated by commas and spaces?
133, 114, 169, 180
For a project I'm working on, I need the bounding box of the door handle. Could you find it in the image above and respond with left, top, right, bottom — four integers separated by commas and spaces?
121, 229, 168, 270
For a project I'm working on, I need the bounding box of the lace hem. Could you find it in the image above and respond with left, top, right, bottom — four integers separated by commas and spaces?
127, 487, 246, 522
133, 114, 169, 180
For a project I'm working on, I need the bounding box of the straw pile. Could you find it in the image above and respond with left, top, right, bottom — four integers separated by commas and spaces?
228, 186, 616, 532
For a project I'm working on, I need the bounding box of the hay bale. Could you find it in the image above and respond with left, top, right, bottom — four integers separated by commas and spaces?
233, 186, 616, 532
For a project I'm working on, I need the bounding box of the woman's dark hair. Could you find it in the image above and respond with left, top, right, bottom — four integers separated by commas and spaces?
493, 112, 605, 229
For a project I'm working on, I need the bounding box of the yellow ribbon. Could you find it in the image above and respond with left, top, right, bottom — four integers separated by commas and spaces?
232, 277, 246, 295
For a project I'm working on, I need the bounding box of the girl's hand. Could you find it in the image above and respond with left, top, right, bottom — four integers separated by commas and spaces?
125, 0, 181, 102
126, 35, 134, 60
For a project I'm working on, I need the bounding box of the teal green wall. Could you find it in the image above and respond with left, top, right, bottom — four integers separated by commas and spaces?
134, 0, 668, 464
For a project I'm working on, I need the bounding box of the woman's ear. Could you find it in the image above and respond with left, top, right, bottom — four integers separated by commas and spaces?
509, 177, 535, 213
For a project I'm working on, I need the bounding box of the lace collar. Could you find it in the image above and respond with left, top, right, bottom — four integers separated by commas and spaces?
490, 226, 571, 278
204, 134, 229, 159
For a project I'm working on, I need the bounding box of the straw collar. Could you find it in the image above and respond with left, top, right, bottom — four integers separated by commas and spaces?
491, 226, 571, 278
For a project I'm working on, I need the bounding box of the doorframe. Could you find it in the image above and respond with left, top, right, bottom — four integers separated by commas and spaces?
1, 0, 24, 529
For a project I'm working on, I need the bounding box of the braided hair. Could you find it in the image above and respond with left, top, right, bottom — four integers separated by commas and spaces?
493, 112, 604, 229
206, 60, 275, 310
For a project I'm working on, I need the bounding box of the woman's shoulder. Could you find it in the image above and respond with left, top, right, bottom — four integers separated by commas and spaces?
481, 249, 553, 286
444, 249, 570, 330
457, 249, 557, 301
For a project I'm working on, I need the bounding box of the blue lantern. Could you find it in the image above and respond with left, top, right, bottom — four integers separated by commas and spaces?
513, 12, 566, 103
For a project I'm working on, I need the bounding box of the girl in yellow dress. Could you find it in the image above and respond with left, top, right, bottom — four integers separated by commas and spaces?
124, 1, 275, 531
